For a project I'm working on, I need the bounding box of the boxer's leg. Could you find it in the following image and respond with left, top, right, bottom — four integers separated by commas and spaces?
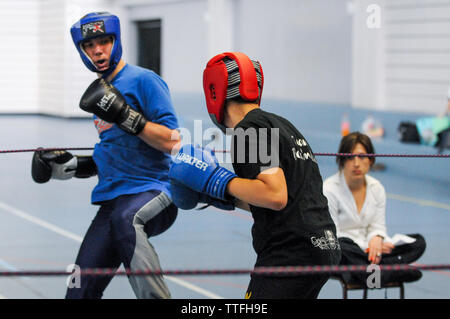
65, 204, 121, 299
110, 190, 176, 299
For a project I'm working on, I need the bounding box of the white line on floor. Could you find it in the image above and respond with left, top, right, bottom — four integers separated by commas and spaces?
0, 200, 223, 299
387, 193, 450, 211
0, 257, 47, 298
164, 276, 223, 299
0, 202, 83, 242
0, 258, 16, 298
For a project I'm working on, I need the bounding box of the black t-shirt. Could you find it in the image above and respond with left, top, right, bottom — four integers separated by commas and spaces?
231, 108, 341, 267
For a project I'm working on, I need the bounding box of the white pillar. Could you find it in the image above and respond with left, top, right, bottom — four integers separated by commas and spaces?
351, 0, 386, 111
206, 0, 234, 57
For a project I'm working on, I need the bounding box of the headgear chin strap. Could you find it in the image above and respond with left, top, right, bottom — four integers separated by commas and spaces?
203, 52, 264, 132
70, 12, 122, 78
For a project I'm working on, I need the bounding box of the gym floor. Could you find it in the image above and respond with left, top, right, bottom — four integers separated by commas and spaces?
0, 94, 448, 299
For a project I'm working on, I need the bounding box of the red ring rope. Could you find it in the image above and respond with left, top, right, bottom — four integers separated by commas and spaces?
0, 263, 448, 277
0, 147, 448, 158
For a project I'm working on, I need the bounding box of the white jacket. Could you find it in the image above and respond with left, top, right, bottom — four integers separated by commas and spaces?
323, 172, 388, 250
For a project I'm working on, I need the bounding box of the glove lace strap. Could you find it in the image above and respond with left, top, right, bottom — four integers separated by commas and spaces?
205, 166, 236, 200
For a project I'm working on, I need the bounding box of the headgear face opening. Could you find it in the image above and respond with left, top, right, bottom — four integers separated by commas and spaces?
203, 52, 264, 132
70, 12, 122, 78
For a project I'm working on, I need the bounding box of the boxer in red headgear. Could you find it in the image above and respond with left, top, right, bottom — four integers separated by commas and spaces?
169, 52, 341, 299
203, 52, 264, 132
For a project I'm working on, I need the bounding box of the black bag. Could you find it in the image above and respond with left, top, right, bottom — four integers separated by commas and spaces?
436, 128, 450, 153
398, 122, 420, 143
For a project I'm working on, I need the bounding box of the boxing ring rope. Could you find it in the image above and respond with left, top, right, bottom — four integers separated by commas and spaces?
0, 264, 448, 278
0, 147, 95, 154
1, 147, 449, 158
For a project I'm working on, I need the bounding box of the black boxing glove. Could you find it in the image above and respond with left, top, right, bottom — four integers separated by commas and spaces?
79, 78, 147, 135
31, 148, 97, 184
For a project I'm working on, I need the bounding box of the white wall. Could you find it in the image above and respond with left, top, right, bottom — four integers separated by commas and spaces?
234, 0, 353, 105
385, 0, 450, 114
39, 0, 72, 116
0, 0, 123, 117
0, 0, 40, 113
7, 0, 447, 117
352, 0, 450, 114
122, 0, 353, 105
0, 0, 353, 116
351, 0, 386, 111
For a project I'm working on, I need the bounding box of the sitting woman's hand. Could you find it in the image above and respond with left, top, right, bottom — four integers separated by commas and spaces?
367, 235, 383, 264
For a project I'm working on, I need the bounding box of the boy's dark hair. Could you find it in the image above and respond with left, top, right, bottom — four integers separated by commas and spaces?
336, 131, 375, 170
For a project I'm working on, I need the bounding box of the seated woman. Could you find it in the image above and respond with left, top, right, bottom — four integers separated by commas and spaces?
323, 132, 426, 285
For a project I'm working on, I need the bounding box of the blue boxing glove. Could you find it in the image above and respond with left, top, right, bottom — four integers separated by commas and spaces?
170, 180, 199, 210
169, 144, 236, 201
170, 180, 234, 211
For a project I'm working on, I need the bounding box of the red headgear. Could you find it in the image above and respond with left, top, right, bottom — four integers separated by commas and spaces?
203, 52, 264, 132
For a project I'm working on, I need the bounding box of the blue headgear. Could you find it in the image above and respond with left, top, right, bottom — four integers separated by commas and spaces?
70, 12, 122, 77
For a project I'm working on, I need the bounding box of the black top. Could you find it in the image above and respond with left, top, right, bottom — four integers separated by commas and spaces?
231, 108, 341, 267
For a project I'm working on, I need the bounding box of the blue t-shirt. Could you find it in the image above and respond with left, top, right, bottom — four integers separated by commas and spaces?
91, 64, 179, 204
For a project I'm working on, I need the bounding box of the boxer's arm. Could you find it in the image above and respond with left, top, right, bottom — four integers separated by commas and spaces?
138, 123, 181, 155
138, 73, 181, 155
80, 79, 181, 154
229, 124, 287, 211
226, 167, 288, 211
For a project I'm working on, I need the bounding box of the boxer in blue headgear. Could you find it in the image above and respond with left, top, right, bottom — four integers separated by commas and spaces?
70, 12, 122, 78
32, 11, 183, 299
